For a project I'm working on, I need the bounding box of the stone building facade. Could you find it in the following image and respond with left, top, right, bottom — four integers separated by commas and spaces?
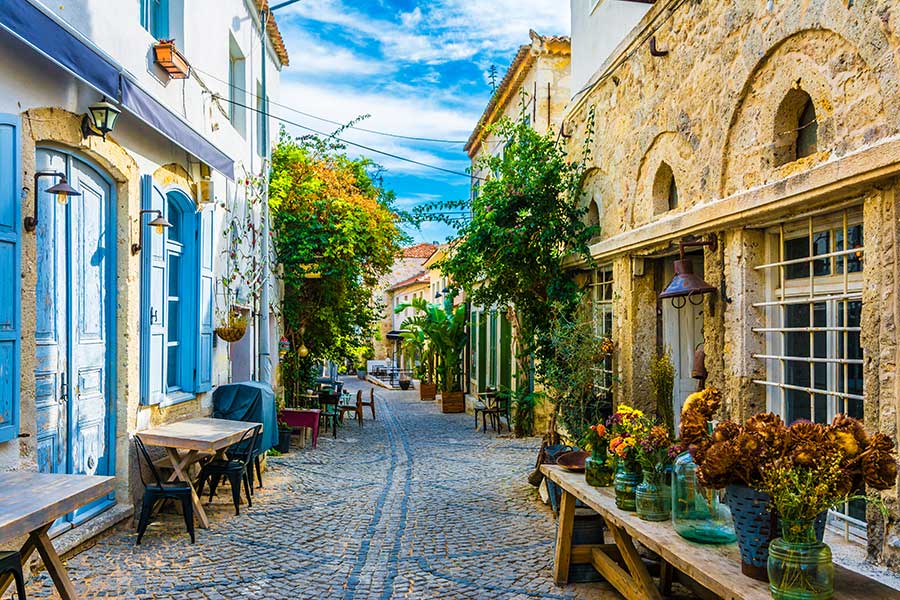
567, 0, 900, 568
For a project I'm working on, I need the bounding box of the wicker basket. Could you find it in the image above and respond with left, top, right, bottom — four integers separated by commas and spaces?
215, 324, 246, 342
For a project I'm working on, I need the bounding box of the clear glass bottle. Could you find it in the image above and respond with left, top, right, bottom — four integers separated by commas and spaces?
635, 467, 671, 521
671, 451, 736, 544
614, 461, 641, 511
767, 519, 833, 600
585, 447, 613, 487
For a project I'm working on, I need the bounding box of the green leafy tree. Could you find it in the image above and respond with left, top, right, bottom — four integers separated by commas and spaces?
415, 106, 597, 402
271, 127, 407, 398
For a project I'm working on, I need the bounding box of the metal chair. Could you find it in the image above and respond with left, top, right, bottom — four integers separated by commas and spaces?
0, 551, 27, 599
134, 436, 195, 545
474, 388, 497, 432
196, 425, 261, 515
318, 390, 341, 438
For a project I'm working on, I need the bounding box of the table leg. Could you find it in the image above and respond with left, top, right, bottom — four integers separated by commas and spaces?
603, 518, 662, 600
312, 418, 319, 449
32, 526, 78, 600
552, 489, 576, 585
164, 447, 210, 529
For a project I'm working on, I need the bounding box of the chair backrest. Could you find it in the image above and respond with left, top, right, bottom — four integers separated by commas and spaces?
369, 388, 376, 404
229, 425, 262, 464
134, 436, 165, 488
319, 390, 339, 406
356, 389, 364, 408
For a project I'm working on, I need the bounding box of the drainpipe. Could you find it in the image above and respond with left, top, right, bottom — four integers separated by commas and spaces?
258, 1, 302, 387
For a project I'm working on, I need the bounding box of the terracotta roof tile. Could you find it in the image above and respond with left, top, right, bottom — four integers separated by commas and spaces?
256, 0, 290, 66
402, 243, 438, 259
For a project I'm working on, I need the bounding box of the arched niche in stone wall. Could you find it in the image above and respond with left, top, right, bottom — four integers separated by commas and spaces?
579, 166, 621, 241
719, 28, 890, 198
633, 130, 697, 229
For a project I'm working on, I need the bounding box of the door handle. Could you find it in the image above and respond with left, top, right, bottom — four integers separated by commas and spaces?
150, 306, 159, 324
60, 375, 68, 405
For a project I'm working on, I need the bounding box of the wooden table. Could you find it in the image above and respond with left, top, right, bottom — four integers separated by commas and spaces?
280, 408, 320, 448
136, 417, 260, 529
542, 465, 899, 600
0, 471, 115, 600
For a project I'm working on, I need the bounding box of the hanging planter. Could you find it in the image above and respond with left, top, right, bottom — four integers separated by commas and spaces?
153, 39, 191, 79
215, 309, 247, 342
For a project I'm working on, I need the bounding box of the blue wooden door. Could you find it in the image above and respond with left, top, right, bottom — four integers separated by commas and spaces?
35, 149, 115, 525
34, 149, 68, 477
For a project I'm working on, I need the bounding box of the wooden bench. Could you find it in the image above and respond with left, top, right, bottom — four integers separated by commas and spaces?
542, 465, 899, 600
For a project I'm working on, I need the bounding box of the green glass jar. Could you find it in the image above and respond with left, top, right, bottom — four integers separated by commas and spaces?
614, 461, 641, 511
585, 448, 613, 487
671, 452, 736, 544
635, 468, 671, 521
767, 519, 834, 600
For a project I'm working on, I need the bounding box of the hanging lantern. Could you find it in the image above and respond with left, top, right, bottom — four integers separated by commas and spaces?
659, 236, 719, 309
298, 343, 309, 358
279, 336, 290, 357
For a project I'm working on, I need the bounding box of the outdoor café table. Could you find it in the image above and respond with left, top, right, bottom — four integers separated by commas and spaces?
136, 417, 260, 529
542, 465, 898, 600
0, 471, 115, 600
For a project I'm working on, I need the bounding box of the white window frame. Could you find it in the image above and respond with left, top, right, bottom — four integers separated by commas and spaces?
752, 206, 866, 541
590, 264, 615, 397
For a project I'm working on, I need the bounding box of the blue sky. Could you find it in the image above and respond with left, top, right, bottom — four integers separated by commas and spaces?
270, 0, 570, 244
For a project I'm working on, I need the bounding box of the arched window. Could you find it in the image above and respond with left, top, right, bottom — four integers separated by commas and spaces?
653, 162, 678, 214
587, 199, 600, 229
774, 88, 818, 166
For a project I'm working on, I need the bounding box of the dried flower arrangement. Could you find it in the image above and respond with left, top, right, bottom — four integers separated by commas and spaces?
680, 387, 898, 521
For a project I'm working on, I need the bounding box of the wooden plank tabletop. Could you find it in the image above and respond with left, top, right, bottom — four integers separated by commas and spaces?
0, 472, 115, 544
136, 417, 260, 452
542, 465, 899, 600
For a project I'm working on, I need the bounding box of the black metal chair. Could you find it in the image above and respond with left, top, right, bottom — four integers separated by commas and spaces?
0, 551, 27, 599
318, 391, 340, 438
196, 425, 261, 515
134, 436, 195, 545
474, 388, 497, 432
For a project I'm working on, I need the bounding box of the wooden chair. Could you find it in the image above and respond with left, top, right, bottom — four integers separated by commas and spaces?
339, 391, 364, 427
361, 388, 376, 420
474, 388, 497, 432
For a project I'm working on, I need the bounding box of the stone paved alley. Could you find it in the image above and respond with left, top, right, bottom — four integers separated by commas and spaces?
10, 379, 619, 600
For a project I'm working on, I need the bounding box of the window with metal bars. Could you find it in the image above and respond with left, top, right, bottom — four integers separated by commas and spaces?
752, 206, 866, 538
590, 265, 615, 397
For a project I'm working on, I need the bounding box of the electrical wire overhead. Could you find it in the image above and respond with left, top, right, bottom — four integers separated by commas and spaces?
193, 65, 468, 145
215, 94, 481, 181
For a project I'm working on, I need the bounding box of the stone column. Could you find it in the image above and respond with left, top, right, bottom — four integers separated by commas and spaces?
615, 255, 657, 413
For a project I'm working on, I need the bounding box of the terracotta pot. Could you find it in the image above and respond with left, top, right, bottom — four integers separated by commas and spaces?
419, 383, 437, 401
440, 391, 465, 414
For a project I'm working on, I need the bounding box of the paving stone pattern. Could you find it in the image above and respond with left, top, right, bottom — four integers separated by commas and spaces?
11, 379, 621, 599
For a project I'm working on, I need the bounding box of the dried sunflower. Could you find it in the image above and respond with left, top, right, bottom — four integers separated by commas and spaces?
698, 440, 740, 489
712, 421, 741, 444
863, 433, 898, 490
829, 414, 867, 455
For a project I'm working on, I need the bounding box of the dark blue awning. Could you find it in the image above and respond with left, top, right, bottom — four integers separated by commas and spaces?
0, 1, 235, 180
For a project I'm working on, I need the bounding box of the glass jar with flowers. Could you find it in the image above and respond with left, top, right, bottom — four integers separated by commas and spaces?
633, 421, 677, 521
582, 422, 613, 487
682, 388, 898, 592
608, 405, 644, 511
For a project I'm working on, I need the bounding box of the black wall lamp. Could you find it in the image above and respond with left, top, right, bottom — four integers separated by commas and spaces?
81, 97, 121, 140
25, 171, 80, 232
131, 209, 172, 255
659, 236, 721, 309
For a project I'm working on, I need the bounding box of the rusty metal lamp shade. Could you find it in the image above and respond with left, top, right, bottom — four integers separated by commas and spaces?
659, 258, 717, 308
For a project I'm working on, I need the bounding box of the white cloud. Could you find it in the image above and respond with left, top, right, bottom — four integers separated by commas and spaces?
281, 0, 570, 65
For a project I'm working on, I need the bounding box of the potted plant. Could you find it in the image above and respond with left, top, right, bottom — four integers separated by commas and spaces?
398, 296, 467, 413
153, 39, 191, 79
215, 308, 247, 342
400, 326, 436, 400
276, 419, 292, 453
398, 372, 411, 390
681, 388, 898, 588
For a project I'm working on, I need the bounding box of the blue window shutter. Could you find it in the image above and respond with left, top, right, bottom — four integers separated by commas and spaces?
195, 207, 214, 392
0, 116, 20, 443
140, 176, 167, 405
152, 0, 169, 39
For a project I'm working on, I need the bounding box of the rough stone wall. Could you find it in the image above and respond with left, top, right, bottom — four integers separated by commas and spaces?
566, 0, 900, 566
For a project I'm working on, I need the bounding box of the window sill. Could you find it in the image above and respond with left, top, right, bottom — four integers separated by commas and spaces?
158, 391, 196, 408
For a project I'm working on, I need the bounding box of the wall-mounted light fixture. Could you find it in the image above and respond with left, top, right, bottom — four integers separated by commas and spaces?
25, 171, 80, 232
659, 236, 720, 309
131, 209, 172, 255
81, 97, 121, 140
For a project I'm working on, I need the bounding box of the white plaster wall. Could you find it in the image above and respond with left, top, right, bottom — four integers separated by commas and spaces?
570, 0, 651, 96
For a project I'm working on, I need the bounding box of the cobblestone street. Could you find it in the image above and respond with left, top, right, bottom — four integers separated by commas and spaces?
12, 379, 619, 600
